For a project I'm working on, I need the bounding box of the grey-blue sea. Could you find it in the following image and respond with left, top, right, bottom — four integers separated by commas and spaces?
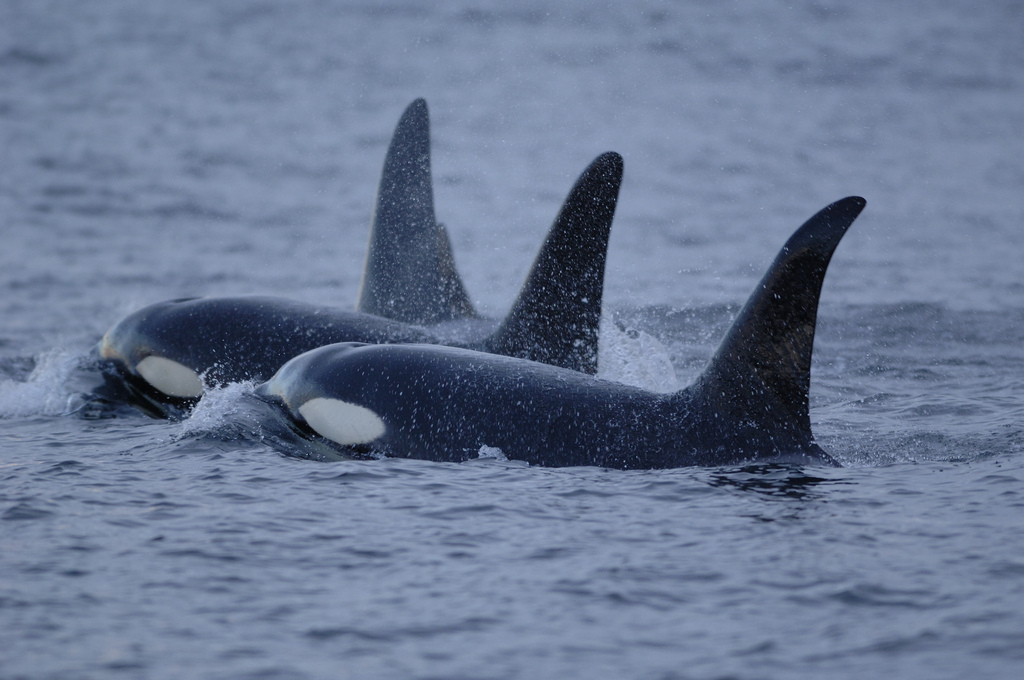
2, 1, 1023, 678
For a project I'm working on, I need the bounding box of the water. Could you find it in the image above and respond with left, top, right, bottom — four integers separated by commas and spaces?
2, 1, 1024, 677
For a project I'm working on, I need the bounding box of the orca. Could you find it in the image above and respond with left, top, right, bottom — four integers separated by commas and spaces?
95, 99, 623, 417
356, 98, 477, 325
255, 197, 867, 469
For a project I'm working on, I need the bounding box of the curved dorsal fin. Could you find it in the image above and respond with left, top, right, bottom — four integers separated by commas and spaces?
433, 220, 476, 322
487, 152, 624, 374
692, 197, 866, 444
356, 99, 477, 325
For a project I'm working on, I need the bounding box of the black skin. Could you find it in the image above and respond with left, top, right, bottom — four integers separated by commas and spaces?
95, 151, 624, 417
256, 197, 866, 469
92, 97, 623, 418
257, 342, 835, 469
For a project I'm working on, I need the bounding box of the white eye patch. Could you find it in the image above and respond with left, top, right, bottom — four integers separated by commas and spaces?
298, 398, 386, 446
136, 356, 205, 398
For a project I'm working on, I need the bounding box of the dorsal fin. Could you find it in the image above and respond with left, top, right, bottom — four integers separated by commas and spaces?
356, 99, 477, 325
487, 152, 624, 374
692, 197, 866, 445
433, 221, 476, 321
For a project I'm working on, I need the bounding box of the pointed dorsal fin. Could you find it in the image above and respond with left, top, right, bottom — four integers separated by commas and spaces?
693, 197, 866, 442
356, 99, 477, 325
487, 152, 624, 374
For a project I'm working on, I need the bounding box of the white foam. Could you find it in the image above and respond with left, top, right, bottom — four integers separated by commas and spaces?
477, 445, 507, 460
177, 381, 257, 438
0, 350, 82, 418
298, 398, 386, 446
597, 318, 680, 393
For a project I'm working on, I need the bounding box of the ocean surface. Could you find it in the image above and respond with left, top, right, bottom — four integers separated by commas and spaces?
2, 1, 1023, 678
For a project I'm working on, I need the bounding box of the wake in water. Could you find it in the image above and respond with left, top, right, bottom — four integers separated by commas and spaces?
175, 380, 260, 439
0, 349, 84, 418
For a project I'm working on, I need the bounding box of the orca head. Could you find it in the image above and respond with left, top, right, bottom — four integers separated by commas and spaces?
255, 343, 389, 453
95, 298, 208, 416
96, 296, 208, 413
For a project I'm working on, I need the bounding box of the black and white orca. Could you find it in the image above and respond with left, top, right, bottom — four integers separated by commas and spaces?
255, 197, 867, 469
96, 100, 623, 417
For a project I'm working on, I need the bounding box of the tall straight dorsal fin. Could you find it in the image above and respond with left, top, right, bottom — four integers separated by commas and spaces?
692, 197, 866, 445
356, 99, 477, 325
487, 152, 624, 374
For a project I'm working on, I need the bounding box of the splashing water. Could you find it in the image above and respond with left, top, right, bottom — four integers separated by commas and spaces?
0, 350, 83, 418
597, 317, 679, 392
176, 380, 260, 440
477, 445, 508, 460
